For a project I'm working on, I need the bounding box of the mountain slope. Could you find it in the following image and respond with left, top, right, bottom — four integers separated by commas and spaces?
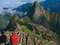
40, 0, 60, 13
0, 15, 11, 30
13, 3, 32, 12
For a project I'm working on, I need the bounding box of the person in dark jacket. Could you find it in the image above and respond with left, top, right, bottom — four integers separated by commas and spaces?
0, 31, 7, 45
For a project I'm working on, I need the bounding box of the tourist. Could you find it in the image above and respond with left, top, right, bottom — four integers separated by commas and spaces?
0, 32, 7, 45
10, 32, 20, 45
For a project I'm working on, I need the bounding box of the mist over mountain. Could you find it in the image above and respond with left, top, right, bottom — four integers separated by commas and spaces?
13, 0, 60, 13
13, 3, 32, 12
0, 0, 59, 13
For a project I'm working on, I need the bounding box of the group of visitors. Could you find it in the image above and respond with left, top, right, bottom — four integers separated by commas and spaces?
0, 31, 21, 45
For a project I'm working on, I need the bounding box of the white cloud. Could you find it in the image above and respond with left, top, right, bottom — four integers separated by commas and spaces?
0, 0, 46, 9
32, 0, 46, 2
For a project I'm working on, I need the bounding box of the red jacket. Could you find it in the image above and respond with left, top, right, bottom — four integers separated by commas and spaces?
10, 32, 20, 45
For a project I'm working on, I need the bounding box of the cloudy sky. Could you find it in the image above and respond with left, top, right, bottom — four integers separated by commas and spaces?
0, 0, 45, 8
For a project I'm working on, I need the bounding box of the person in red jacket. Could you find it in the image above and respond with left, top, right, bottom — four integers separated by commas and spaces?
10, 32, 20, 45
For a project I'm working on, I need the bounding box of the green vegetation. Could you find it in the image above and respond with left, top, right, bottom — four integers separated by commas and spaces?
21, 26, 33, 36
16, 17, 31, 25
